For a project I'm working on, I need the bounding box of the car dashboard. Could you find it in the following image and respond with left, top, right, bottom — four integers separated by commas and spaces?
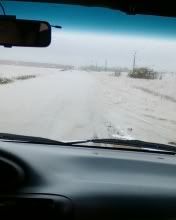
0, 142, 176, 219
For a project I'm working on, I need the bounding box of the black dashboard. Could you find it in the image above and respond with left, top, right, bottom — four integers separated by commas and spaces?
0, 141, 176, 219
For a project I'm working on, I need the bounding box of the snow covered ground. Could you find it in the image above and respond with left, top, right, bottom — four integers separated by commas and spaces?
0, 64, 176, 145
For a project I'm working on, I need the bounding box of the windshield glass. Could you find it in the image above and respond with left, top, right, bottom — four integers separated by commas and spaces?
0, 1, 176, 146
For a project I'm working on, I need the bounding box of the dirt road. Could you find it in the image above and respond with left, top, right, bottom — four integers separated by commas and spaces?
0, 65, 175, 145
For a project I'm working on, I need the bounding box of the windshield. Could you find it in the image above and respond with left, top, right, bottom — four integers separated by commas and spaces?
0, 1, 176, 146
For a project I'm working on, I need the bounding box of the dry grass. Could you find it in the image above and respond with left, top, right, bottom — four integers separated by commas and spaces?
14, 75, 36, 81
0, 78, 14, 85
0, 74, 36, 85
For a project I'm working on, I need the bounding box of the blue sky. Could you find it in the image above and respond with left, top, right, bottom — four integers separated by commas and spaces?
1, 1, 176, 72
3, 1, 176, 38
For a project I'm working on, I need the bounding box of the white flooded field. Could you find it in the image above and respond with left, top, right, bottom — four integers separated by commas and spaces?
0, 64, 176, 145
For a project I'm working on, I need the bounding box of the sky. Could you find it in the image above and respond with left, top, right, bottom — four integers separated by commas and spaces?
1, 1, 176, 72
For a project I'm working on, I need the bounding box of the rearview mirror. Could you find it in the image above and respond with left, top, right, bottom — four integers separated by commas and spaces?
0, 16, 51, 47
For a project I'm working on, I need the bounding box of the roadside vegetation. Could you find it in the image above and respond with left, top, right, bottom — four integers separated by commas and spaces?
128, 67, 160, 80
14, 75, 36, 81
0, 78, 14, 84
0, 74, 36, 85
80, 65, 163, 80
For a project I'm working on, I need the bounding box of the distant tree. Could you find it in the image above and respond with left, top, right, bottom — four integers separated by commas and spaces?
128, 67, 159, 79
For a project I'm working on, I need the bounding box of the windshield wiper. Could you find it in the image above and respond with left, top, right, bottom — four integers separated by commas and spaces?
0, 133, 67, 146
68, 138, 176, 154
0, 133, 175, 155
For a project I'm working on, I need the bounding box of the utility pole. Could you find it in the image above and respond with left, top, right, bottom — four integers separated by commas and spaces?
96, 62, 98, 71
132, 51, 136, 74
105, 59, 108, 71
